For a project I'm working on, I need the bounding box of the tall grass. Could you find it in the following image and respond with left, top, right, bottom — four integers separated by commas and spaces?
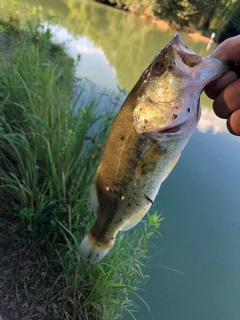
0, 16, 163, 320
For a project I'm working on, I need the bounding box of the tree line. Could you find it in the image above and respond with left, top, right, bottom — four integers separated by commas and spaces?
94, 0, 240, 42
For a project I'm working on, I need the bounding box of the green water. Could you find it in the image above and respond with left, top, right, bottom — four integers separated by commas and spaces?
1, 1, 239, 319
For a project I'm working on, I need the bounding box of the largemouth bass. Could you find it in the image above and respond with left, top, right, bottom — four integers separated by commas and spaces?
79, 33, 230, 263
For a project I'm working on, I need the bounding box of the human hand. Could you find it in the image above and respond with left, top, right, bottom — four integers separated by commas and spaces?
205, 35, 240, 136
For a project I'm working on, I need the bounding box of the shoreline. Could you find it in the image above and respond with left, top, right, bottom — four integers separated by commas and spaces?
95, 0, 212, 44
142, 15, 211, 43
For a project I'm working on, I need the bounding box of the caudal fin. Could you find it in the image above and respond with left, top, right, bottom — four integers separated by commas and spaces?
78, 232, 115, 264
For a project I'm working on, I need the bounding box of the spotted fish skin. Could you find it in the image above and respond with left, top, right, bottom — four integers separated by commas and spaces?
79, 33, 231, 263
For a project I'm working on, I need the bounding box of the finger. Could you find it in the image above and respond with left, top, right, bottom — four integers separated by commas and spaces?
213, 78, 240, 118
227, 108, 240, 136
211, 35, 240, 62
204, 70, 238, 99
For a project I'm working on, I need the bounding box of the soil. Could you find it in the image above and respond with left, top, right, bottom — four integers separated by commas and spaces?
0, 215, 49, 320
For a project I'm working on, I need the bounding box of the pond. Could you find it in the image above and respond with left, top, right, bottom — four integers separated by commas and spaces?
1, 1, 240, 319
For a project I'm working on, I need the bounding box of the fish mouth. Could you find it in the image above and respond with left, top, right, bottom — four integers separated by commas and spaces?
156, 122, 185, 135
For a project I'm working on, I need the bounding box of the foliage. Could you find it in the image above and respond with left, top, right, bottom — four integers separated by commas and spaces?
216, 0, 240, 42
0, 20, 105, 240
93, 0, 240, 38
0, 13, 163, 320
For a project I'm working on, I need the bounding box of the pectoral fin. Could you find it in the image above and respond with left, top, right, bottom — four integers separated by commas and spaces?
135, 142, 166, 178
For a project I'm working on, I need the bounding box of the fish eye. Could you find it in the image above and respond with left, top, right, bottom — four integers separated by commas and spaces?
152, 60, 167, 76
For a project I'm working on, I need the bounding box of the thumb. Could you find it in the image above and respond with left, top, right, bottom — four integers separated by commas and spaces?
211, 35, 240, 63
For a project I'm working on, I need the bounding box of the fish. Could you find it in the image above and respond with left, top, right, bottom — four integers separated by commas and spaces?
79, 33, 230, 263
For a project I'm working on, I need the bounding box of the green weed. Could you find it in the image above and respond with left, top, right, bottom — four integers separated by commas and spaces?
0, 14, 163, 320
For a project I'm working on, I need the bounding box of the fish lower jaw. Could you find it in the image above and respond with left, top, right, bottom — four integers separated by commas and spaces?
156, 122, 186, 135
78, 232, 115, 264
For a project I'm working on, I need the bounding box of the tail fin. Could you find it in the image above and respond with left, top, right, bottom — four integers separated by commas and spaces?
78, 232, 115, 264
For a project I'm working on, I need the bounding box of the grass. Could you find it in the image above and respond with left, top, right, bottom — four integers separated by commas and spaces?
0, 13, 163, 320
